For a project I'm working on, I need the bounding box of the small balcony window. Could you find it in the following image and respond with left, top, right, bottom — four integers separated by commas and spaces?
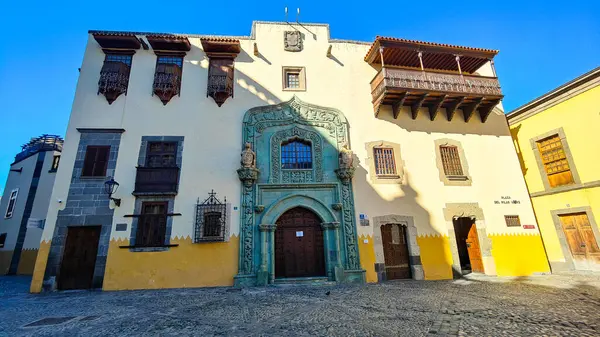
134, 141, 180, 195
153, 54, 184, 105
98, 53, 133, 104
207, 58, 234, 107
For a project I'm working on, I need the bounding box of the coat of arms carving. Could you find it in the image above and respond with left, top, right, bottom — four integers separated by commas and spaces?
284, 31, 303, 52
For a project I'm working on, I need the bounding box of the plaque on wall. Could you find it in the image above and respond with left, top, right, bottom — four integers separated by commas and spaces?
284, 31, 303, 52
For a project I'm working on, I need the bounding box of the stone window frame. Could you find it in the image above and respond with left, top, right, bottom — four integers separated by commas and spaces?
365, 141, 404, 185
128, 196, 176, 252
434, 138, 472, 186
529, 127, 581, 193
371, 215, 423, 281
282, 66, 306, 91
134, 136, 184, 196
549, 206, 600, 272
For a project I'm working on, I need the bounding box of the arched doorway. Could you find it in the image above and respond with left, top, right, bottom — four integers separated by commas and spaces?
275, 207, 326, 278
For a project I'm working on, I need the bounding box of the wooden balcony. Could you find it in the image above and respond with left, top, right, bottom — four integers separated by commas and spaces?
371, 67, 503, 122
133, 167, 180, 195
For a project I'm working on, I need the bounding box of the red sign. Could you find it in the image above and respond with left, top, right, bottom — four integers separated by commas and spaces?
522, 225, 535, 229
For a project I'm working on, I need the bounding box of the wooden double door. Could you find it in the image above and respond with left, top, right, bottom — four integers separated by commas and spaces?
275, 207, 326, 278
57, 226, 101, 290
453, 217, 484, 273
559, 212, 600, 269
381, 224, 411, 279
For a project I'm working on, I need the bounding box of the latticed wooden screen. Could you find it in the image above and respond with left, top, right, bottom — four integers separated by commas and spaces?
374, 148, 397, 176
504, 215, 521, 227
440, 145, 463, 176
537, 135, 574, 187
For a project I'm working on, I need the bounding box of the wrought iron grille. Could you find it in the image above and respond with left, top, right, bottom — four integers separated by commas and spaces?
282, 139, 312, 169
440, 145, 464, 176
374, 147, 397, 176
194, 190, 227, 242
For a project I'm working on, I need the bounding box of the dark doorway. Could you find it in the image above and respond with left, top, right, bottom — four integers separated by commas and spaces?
381, 224, 411, 280
275, 207, 326, 278
57, 226, 101, 290
452, 217, 484, 274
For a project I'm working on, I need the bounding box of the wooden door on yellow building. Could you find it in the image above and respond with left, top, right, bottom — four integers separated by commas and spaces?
559, 213, 600, 268
466, 225, 484, 273
381, 224, 411, 279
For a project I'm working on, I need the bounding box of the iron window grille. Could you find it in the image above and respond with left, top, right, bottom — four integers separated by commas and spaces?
440, 145, 464, 176
281, 139, 312, 169
374, 147, 397, 176
194, 190, 228, 242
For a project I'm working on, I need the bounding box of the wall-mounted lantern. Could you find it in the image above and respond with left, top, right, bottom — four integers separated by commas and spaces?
104, 177, 121, 207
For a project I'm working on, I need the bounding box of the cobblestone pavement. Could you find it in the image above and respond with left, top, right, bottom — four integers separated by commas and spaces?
1, 273, 600, 336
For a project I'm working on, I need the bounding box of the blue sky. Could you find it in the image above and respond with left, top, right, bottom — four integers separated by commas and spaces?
0, 0, 599, 192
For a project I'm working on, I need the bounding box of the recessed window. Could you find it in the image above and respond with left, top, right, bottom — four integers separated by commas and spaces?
153, 54, 184, 105
282, 139, 312, 169
51, 155, 60, 171
4, 189, 18, 218
440, 145, 464, 176
157, 55, 183, 67
146, 142, 177, 168
374, 147, 397, 176
282, 67, 306, 91
0, 233, 6, 248
536, 134, 574, 188
82, 146, 110, 177
105, 53, 132, 66
504, 215, 521, 227
194, 191, 229, 243
135, 201, 168, 247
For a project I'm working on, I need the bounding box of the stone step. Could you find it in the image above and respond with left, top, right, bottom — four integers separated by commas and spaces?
272, 277, 335, 287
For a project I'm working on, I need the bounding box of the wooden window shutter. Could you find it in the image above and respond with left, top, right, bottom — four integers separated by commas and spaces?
136, 202, 168, 247
82, 146, 110, 177
440, 145, 463, 176
536, 135, 574, 187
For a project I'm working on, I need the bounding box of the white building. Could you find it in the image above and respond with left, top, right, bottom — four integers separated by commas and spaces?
0, 135, 63, 275
31, 21, 549, 292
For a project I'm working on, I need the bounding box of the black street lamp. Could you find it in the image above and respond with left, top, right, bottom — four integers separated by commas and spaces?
104, 177, 121, 207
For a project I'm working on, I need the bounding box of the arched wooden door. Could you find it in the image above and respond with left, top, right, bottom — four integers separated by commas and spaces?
275, 207, 326, 278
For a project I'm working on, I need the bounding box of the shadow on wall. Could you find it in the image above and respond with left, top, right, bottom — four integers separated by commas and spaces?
509, 124, 528, 176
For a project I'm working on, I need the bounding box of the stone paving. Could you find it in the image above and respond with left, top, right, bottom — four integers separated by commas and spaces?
1, 273, 600, 336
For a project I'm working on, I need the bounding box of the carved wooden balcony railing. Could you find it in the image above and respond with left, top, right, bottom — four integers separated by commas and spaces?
207, 73, 234, 107
371, 67, 503, 122
133, 167, 180, 195
98, 61, 131, 104
153, 64, 182, 105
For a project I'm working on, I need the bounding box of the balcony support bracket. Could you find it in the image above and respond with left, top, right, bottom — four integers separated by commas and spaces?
478, 99, 499, 123
446, 97, 465, 122
462, 97, 483, 123
392, 93, 408, 119
411, 94, 428, 120
428, 94, 447, 121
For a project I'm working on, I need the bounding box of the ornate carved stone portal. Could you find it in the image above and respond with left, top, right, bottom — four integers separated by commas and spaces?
234, 96, 365, 287
284, 31, 303, 52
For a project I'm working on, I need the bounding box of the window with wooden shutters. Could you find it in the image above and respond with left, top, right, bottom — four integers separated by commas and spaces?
135, 202, 168, 247
4, 189, 18, 218
82, 146, 110, 177
537, 135, 574, 188
440, 145, 464, 176
504, 215, 521, 227
146, 142, 177, 168
153, 54, 184, 105
207, 58, 234, 107
98, 53, 133, 104
374, 147, 397, 176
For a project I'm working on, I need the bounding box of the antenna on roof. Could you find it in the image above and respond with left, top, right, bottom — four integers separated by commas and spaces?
296, 8, 300, 22
284, 7, 288, 22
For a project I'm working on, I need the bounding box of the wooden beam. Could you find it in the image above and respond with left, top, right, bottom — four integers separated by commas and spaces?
462, 97, 483, 123
445, 97, 464, 121
411, 94, 428, 120
326, 45, 332, 57
393, 92, 408, 119
428, 94, 447, 121
374, 102, 382, 118
477, 99, 500, 123
253, 43, 259, 56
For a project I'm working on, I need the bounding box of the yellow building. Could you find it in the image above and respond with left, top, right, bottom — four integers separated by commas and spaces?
508, 67, 600, 272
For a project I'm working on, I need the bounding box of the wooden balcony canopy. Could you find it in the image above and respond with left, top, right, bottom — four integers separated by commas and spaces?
366, 36, 503, 123
147, 34, 191, 52
201, 37, 241, 58
92, 32, 141, 50
365, 36, 498, 74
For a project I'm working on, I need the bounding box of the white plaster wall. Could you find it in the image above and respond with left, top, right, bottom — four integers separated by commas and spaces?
0, 154, 36, 251
41, 22, 538, 246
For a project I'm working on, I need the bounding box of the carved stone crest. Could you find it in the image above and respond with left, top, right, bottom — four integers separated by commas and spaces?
284, 31, 303, 52
241, 142, 256, 168
339, 143, 354, 169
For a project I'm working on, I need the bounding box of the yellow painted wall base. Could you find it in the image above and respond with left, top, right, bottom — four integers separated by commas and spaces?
417, 235, 453, 280
17, 249, 38, 275
103, 236, 239, 291
489, 234, 550, 276
359, 235, 377, 283
30, 240, 51, 293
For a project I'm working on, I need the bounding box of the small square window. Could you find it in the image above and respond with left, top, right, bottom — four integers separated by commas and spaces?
51, 155, 60, 171
282, 67, 306, 91
504, 215, 521, 227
